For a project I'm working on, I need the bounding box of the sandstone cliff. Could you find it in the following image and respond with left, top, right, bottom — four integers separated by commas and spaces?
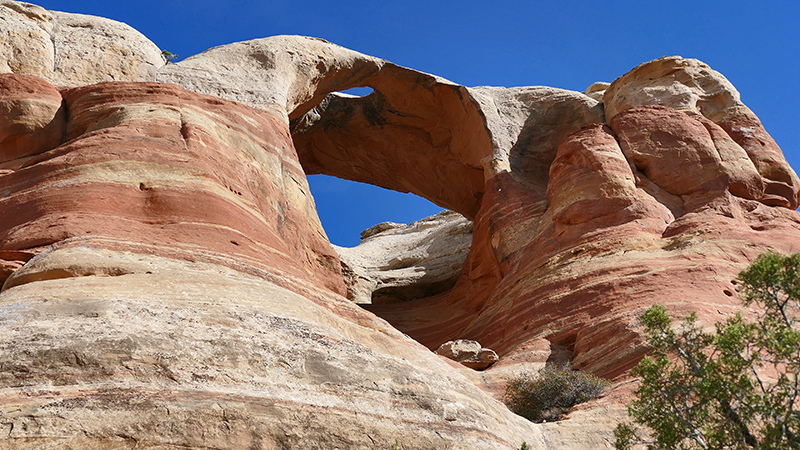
2, 1, 800, 449
336, 210, 472, 305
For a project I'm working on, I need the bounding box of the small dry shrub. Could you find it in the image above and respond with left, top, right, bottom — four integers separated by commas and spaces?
504, 363, 609, 423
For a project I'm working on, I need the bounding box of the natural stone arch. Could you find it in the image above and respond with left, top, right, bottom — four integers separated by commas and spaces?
158, 36, 493, 218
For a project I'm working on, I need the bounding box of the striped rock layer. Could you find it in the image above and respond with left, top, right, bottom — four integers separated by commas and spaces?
339, 57, 800, 382
2, 2, 800, 448
0, 73, 550, 449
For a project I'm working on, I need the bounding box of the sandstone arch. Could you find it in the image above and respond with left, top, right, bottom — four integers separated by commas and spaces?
158, 36, 493, 218
155, 37, 800, 379
2, 3, 800, 447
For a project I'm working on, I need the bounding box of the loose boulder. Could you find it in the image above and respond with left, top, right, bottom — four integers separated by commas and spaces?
436, 339, 500, 371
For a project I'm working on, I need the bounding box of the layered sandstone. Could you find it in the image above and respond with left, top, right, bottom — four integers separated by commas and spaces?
158, 36, 489, 218
2, 2, 800, 449
365, 58, 800, 387
0, 72, 543, 449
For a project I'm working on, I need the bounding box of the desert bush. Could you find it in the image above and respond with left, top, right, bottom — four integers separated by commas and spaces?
504, 363, 609, 423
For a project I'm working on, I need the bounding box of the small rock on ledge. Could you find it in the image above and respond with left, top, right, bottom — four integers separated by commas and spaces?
435, 339, 499, 370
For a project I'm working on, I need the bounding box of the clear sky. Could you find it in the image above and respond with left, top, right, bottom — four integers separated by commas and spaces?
30, 0, 800, 247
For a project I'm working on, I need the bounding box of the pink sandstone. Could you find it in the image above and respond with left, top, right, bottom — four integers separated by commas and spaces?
1, 3, 800, 448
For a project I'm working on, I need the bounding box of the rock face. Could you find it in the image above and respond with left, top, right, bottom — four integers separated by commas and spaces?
158, 36, 490, 218
0, 73, 64, 164
0, 0, 164, 85
2, 2, 800, 449
0, 74, 343, 295
363, 57, 800, 382
604, 57, 799, 210
0, 72, 543, 450
336, 210, 472, 304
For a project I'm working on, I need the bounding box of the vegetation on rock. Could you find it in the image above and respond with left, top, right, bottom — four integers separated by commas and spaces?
162, 49, 179, 63
504, 363, 609, 423
615, 252, 800, 449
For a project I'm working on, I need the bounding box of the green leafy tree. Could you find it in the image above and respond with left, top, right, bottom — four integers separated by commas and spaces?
615, 252, 800, 449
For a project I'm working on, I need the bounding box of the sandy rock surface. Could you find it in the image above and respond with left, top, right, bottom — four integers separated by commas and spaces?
2, 3, 800, 449
0, 72, 547, 449
0, 247, 545, 450
1, 0, 164, 85
362, 57, 800, 385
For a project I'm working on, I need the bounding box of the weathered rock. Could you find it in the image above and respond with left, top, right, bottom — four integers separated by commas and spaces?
0, 0, 164, 85
49, 10, 164, 85
0, 1, 54, 78
436, 339, 499, 370
0, 75, 343, 295
603, 56, 742, 120
584, 81, 609, 101
0, 250, 33, 283
159, 36, 490, 218
336, 210, 472, 304
0, 73, 64, 164
0, 247, 543, 450
610, 105, 765, 206
366, 59, 800, 389
3, 4, 800, 449
467, 85, 605, 191
0, 73, 542, 449
604, 56, 799, 209
156, 36, 382, 119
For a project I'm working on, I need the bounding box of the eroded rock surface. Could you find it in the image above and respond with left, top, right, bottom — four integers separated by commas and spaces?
367, 57, 800, 385
604, 56, 799, 209
2, 3, 800, 449
0, 74, 342, 294
336, 210, 472, 304
1, 0, 164, 85
0, 72, 542, 449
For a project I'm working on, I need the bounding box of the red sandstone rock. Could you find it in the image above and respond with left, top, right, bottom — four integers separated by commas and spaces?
291, 73, 490, 219
603, 56, 799, 209
0, 250, 34, 283
610, 106, 765, 207
716, 111, 800, 208
367, 91, 800, 388
0, 73, 541, 449
0, 73, 65, 165
3, 5, 800, 447
1, 78, 345, 295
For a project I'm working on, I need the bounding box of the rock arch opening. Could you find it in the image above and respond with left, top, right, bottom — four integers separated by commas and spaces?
337, 86, 374, 98
305, 174, 472, 306
306, 174, 441, 248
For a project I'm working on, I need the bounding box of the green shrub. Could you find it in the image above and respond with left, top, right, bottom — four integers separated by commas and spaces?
161, 49, 179, 63
615, 252, 800, 449
504, 363, 609, 423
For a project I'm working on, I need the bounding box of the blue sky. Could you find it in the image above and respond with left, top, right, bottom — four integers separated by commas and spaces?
32, 1, 800, 247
